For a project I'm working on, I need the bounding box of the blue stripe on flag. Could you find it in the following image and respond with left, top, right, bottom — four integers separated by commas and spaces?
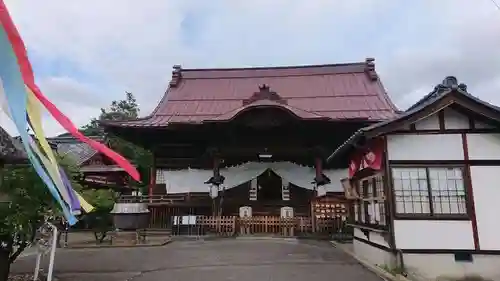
0, 26, 77, 225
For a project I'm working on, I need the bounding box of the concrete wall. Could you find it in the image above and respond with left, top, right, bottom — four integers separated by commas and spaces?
403, 253, 500, 280
353, 228, 394, 266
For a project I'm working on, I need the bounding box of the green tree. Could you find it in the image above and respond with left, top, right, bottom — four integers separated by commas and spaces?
57, 155, 116, 244
0, 164, 53, 281
81, 92, 152, 192
55, 156, 117, 245
0, 153, 86, 281
0, 150, 110, 280
79, 188, 116, 243
81, 91, 139, 136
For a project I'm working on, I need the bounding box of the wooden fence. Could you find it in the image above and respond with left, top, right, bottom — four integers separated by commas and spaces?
148, 214, 352, 239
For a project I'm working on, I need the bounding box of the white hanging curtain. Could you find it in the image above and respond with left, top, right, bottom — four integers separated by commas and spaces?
159, 162, 348, 195
221, 162, 269, 190
271, 162, 316, 190
163, 168, 213, 193
323, 169, 348, 193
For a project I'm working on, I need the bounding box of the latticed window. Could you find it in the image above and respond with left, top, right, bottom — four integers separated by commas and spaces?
353, 173, 386, 226
392, 167, 467, 217
156, 169, 165, 184
353, 203, 359, 221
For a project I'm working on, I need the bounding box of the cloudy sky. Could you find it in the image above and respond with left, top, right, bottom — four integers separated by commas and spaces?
2, 0, 500, 136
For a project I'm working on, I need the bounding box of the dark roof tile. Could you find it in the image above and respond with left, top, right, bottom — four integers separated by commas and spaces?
47, 135, 103, 166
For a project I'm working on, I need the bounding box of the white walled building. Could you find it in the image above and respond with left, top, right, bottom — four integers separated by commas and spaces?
328, 76, 500, 280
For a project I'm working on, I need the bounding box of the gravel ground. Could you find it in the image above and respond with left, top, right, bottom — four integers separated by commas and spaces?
11, 239, 383, 281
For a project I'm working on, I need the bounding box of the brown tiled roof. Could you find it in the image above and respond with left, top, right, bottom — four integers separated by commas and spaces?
105, 58, 398, 128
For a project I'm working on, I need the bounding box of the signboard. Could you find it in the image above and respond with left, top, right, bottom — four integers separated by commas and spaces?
341, 177, 359, 199
348, 138, 384, 178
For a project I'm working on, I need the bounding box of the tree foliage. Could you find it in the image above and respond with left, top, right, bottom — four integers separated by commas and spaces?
58, 154, 116, 243
81, 92, 139, 136
0, 164, 54, 258
0, 155, 83, 280
0, 92, 151, 280
81, 91, 153, 191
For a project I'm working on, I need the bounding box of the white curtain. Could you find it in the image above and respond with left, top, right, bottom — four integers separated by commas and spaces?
323, 169, 348, 193
271, 162, 317, 189
164, 168, 213, 193
158, 162, 348, 195
222, 162, 269, 189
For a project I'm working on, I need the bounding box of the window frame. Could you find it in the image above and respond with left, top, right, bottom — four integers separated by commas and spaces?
391, 165, 470, 220
352, 173, 388, 229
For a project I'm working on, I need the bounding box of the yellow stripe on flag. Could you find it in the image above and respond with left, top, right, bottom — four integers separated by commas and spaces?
75, 191, 95, 213
26, 88, 71, 203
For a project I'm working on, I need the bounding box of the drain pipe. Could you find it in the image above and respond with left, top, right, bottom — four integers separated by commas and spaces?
395, 248, 408, 277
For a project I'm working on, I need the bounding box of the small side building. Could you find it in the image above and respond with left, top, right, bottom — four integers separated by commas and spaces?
328, 76, 500, 280
47, 134, 135, 194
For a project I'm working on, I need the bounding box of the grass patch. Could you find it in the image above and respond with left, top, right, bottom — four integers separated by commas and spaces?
378, 264, 405, 276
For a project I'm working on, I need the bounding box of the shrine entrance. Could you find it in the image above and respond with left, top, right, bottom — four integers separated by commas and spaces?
257, 169, 282, 202
139, 162, 353, 238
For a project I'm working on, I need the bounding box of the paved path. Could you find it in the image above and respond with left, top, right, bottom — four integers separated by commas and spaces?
11, 239, 383, 281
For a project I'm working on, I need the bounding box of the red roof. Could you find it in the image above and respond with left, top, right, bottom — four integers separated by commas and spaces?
107, 58, 398, 127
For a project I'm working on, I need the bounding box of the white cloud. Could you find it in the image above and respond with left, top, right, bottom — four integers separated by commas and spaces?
2, 0, 500, 136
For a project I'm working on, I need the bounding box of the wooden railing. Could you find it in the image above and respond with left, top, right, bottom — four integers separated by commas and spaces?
118, 193, 209, 203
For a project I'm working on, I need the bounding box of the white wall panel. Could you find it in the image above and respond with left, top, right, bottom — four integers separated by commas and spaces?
467, 133, 500, 160
470, 166, 500, 250
387, 134, 463, 161
394, 220, 474, 249
414, 114, 440, 130
443, 108, 470, 130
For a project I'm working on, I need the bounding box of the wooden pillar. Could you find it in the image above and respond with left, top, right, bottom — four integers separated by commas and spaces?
209, 149, 222, 216
148, 157, 156, 203
312, 147, 325, 233
314, 157, 323, 197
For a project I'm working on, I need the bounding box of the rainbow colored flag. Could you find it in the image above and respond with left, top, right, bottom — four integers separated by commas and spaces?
0, 1, 140, 225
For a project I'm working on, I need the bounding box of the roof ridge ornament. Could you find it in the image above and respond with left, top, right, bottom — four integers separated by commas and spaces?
408, 76, 470, 112
169, 65, 182, 87
364, 58, 378, 81
435, 76, 468, 93
259, 84, 270, 91
242, 84, 287, 105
